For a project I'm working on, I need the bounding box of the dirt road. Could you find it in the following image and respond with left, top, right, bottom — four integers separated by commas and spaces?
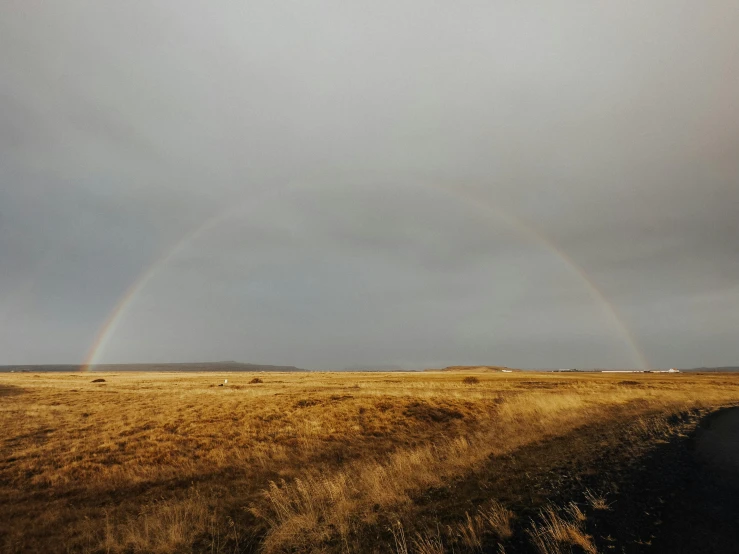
650, 407, 739, 553
696, 406, 739, 485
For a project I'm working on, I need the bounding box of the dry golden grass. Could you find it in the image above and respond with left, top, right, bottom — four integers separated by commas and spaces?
1, 371, 738, 553
528, 505, 597, 554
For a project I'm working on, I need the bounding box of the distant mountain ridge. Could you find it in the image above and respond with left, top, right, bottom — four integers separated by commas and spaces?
684, 366, 739, 373
0, 361, 307, 373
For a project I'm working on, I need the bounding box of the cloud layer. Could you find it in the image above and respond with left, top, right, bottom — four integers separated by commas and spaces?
1, 1, 737, 368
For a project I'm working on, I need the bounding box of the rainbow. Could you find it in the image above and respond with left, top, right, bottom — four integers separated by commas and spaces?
442, 184, 649, 370
80, 186, 291, 372
82, 181, 649, 371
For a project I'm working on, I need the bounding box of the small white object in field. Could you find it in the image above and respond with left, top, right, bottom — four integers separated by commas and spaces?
224, 379, 228, 384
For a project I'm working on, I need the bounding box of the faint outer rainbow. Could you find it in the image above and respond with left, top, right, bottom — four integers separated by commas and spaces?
82, 181, 649, 371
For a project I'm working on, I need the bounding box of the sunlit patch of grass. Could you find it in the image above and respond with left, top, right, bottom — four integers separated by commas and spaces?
0, 371, 737, 552
528, 504, 598, 554
584, 489, 612, 511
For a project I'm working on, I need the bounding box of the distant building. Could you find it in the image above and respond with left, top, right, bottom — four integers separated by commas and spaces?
602, 368, 680, 374
602, 370, 643, 373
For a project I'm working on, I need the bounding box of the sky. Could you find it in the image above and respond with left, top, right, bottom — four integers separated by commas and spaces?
1, 1, 737, 370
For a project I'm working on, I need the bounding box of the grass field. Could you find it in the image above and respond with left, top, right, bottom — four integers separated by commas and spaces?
1, 371, 738, 553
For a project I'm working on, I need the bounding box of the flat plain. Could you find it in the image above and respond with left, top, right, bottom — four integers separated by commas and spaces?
1, 370, 738, 553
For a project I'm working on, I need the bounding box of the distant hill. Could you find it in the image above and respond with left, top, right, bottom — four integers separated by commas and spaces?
684, 366, 739, 373
0, 362, 308, 373
0, 365, 80, 373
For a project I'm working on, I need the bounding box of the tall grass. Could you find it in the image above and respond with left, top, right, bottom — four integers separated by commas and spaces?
254, 386, 736, 552
528, 505, 598, 554
0, 371, 737, 552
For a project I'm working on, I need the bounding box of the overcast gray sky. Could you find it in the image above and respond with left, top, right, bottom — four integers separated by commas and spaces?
1, 1, 737, 369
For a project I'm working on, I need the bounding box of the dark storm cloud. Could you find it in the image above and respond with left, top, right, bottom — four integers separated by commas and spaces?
1, 1, 737, 368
